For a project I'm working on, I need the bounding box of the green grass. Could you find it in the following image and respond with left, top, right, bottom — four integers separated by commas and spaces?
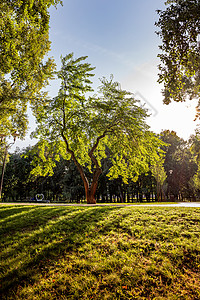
0, 205, 200, 299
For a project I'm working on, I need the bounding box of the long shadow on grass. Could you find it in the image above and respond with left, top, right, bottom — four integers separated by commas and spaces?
0, 205, 122, 296
0, 206, 78, 248
0, 206, 33, 218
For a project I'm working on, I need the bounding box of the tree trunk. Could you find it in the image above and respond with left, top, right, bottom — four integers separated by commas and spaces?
85, 168, 102, 204
85, 185, 97, 204
0, 146, 8, 201
71, 160, 102, 204
110, 192, 113, 203
62, 132, 102, 204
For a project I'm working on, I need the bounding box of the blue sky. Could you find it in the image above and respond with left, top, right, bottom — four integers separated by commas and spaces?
14, 0, 198, 149
48, 0, 164, 83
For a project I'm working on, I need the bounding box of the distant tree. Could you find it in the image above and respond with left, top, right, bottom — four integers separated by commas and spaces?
0, 0, 62, 138
156, 0, 200, 112
189, 128, 200, 198
3, 147, 35, 201
3, 148, 85, 202
31, 53, 165, 204
151, 159, 167, 201
160, 130, 197, 200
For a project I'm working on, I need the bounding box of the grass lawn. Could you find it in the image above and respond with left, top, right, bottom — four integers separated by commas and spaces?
0, 205, 200, 299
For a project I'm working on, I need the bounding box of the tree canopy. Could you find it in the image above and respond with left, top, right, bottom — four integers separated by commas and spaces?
0, 0, 62, 138
156, 0, 200, 111
31, 53, 165, 204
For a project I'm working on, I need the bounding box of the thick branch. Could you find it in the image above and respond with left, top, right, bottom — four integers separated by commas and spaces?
88, 130, 107, 168
90, 167, 102, 193
61, 131, 89, 190
87, 131, 109, 193
62, 96, 66, 129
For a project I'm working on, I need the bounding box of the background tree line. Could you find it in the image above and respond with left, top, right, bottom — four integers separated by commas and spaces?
1, 129, 200, 203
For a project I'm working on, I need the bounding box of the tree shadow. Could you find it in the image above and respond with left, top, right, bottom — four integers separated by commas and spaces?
0, 205, 122, 297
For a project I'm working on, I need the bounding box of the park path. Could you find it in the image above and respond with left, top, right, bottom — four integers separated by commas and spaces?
1, 202, 200, 207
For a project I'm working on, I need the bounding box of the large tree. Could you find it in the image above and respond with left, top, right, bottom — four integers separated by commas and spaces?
0, 0, 62, 138
156, 0, 200, 113
31, 53, 165, 204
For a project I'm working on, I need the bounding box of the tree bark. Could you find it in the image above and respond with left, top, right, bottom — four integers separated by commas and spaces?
62, 132, 103, 204
85, 184, 97, 204
86, 167, 102, 204
0, 146, 8, 201
72, 159, 96, 204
